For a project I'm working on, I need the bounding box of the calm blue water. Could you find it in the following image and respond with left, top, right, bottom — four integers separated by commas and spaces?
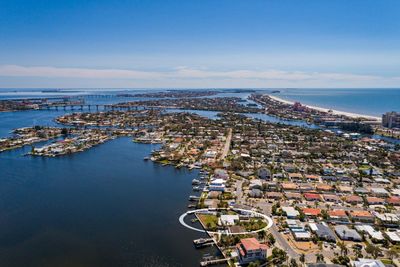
0, 90, 225, 266
275, 88, 400, 117
0, 137, 219, 267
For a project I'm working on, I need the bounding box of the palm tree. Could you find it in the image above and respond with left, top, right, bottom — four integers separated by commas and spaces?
258, 230, 266, 242
365, 244, 381, 259
352, 244, 363, 259
387, 248, 399, 260
316, 253, 324, 263
337, 241, 348, 256
299, 253, 305, 266
290, 258, 298, 267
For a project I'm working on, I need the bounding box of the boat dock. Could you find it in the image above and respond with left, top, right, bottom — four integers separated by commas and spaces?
200, 257, 229, 266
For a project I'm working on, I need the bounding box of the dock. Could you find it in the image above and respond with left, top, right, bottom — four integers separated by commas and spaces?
200, 257, 229, 266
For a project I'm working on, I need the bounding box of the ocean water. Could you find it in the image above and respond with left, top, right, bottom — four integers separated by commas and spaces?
275, 88, 400, 117
1, 88, 398, 117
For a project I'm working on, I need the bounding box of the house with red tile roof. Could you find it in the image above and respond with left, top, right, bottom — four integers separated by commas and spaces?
303, 193, 321, 201
302, 208, 321, 217
344, 195, 363, 204
366, 197, 385, 205
387, 196, 400, 206
349, 210, 375, 223
236, 238, 268, 265
316, 184, 334, 192
328, 209, 349, 222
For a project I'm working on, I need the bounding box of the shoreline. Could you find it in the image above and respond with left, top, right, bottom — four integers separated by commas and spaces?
268, 94, 382, 122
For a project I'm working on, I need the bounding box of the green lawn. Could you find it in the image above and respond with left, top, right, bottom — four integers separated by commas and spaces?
198, 214, 218, 230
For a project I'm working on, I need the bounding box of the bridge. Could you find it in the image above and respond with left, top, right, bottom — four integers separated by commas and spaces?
38, 104, 160, 111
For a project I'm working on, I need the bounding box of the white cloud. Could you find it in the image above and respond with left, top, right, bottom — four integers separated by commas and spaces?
0, 64, 398, 88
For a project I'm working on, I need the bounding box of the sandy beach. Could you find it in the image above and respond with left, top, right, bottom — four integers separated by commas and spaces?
268, 95, 382, 122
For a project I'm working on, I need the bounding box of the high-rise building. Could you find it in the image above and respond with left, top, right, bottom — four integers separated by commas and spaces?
382, 111, 400, 129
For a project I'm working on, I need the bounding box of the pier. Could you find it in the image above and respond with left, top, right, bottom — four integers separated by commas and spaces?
200, 257, 229, 266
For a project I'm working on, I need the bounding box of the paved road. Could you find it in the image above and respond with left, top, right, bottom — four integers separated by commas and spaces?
254, 201, 299, 260
220, 128, 232, 160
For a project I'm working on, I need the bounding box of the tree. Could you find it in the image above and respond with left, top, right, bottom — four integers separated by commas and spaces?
365, 244, 382, 259
271, 248, 287, 265
315, 253, 324, 263
337, 241, 348, 256
258, 230, 266, 242
332, 255, 350, 266
387, 247, 399, 260
352, 244, 363, 259
289, 258, 298, 267
267, 233, 276, 245
299, 254, 305, 266
248, 262, 260, 267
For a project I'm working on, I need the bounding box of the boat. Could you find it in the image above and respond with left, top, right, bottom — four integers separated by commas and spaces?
143, 156, 150, 161
189, 195, 200, 201
193, 238, 214, 248
193, 186, 200, 191
192, 179, 200, 185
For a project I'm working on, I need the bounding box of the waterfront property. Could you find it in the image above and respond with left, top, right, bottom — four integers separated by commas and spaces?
236, 238, 268, 265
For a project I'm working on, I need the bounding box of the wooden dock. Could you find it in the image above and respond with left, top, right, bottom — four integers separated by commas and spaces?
200, 257, 229, 266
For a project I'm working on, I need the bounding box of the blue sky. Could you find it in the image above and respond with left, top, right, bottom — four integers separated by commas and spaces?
1, 0, 400, 88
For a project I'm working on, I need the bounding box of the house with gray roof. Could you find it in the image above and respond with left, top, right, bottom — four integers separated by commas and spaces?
335, 225, 362, 241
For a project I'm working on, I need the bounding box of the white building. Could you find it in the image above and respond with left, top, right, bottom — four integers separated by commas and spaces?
355, 225, 384, 241
220, 215, 239, 226
282, 207, 300, 219
209, 178, 226, 192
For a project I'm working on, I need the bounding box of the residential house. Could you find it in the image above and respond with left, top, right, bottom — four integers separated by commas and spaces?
375, 213, 400, 227
304, 193, 321, 201
335, 225, 362, 241
287, 219, 312, 241
366, 197, 385, 205
323, 194, 341, 203
349, 211, 375, 223
302, 208, 321, 218
285, 192, 302, 200
370, 187, 390, 197
354, 225, 384, 242
309, 223, 336, 242
236, 238, 268, 265
282, 207, 300, 219
344, 195, 363, 205
386, 196, 400, 206
209, 178, 226, 192
351, 259, 385, 267
328, 209, 349, 223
